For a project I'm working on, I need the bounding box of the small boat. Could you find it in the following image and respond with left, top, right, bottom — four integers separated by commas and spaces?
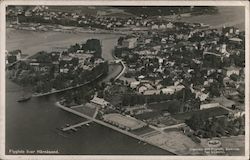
17, 96, 31, 102
85, 123, 90, 126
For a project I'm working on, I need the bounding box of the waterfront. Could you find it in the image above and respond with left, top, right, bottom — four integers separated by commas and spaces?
5, 29, 171, 155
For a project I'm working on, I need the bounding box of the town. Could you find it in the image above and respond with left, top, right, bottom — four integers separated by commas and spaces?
6, 6, 245, 155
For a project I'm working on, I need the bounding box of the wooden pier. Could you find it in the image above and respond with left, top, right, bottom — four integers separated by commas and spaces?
62, 120, 92, 131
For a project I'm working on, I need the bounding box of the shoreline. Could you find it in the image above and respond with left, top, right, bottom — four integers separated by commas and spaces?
7, 25, 128, 35
32, 73, 104, 97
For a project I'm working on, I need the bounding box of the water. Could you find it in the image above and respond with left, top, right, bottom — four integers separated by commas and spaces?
5, 29, 171, 155
181, 6, 245, 30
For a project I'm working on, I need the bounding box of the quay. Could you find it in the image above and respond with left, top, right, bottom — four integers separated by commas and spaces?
56, 102, 177, 155
62, 120, 92, 131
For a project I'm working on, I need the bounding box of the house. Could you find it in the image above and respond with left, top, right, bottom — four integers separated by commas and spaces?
200, 103, 220, 110
90, 96, 110, 108
7, 50, 22, 63
195, 91, 209, 101
166, 22, 174, 29
143, 89, 161, 95
138, 85, 148, 94
159, 24, 166, 30
130, 81, 140, 89
225, 67, 240, 77
212, 97, 236, 108
122, 37, 138, 49
151, 24, 159, 30
161, 87, 175, 95
229, 37, 243, 44
161, 85, 185, 95
30, 62, 51, 72
145, 38, 151, 44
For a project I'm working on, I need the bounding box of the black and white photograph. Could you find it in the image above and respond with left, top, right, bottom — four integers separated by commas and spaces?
0, 0, 249, 159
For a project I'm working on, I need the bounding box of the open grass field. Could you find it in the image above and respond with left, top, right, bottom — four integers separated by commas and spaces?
72, 105, 96, 117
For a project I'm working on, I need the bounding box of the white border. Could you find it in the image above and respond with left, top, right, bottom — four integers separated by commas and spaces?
0, 1, 249, 160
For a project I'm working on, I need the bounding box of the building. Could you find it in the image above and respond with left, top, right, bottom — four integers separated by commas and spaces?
7, 50, 22, 64
122, 37, 138, 49
166, 22, 174, 29
90, 96, 110, 108
161, 85, 185, 95
200, 103, 220, 110
225, 67, 240, 77
130, 81, 140, 89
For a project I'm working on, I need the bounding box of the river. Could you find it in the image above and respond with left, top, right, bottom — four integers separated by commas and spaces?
5, 28, 171, 155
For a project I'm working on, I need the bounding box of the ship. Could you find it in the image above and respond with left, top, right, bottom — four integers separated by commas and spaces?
17, 96, 31, 102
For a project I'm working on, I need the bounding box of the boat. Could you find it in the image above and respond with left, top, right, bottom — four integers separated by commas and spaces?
17, 87, 32, 102
17, 96, 31, 102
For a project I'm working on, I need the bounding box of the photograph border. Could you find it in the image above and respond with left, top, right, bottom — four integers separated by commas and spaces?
0, 1, 249, 160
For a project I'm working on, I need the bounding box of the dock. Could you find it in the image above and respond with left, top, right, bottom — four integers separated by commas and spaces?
62, 120, 92, 131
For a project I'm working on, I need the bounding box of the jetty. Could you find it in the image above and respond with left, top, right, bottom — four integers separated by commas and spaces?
62, 120, 92, 132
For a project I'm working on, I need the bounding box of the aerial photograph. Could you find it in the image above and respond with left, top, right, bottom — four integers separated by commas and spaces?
5, 5, 246, 156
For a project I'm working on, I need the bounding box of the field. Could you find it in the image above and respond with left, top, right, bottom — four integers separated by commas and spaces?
103, 113, 146, 130
130, 126, 155, 136
145, 130, 202, 155
72, 104, 97, 117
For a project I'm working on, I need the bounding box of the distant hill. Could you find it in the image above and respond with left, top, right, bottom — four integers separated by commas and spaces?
7, 6, 218, 17
114, 6, 218, 17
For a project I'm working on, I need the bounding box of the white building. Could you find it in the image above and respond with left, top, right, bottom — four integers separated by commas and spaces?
225, 67, 240, 77
200, 103, 220, 110
90, 96, 110, 108
130, 81, 140, 89
166, 22, 174, 29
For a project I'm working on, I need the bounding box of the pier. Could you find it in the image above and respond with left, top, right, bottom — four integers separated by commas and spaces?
62, 120, 92, 131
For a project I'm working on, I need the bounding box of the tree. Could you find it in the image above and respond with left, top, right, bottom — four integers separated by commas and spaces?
230, 73, 239, 82
118, 37, 124, 46
186, 113, 205, 131
85, 39, 102, 58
